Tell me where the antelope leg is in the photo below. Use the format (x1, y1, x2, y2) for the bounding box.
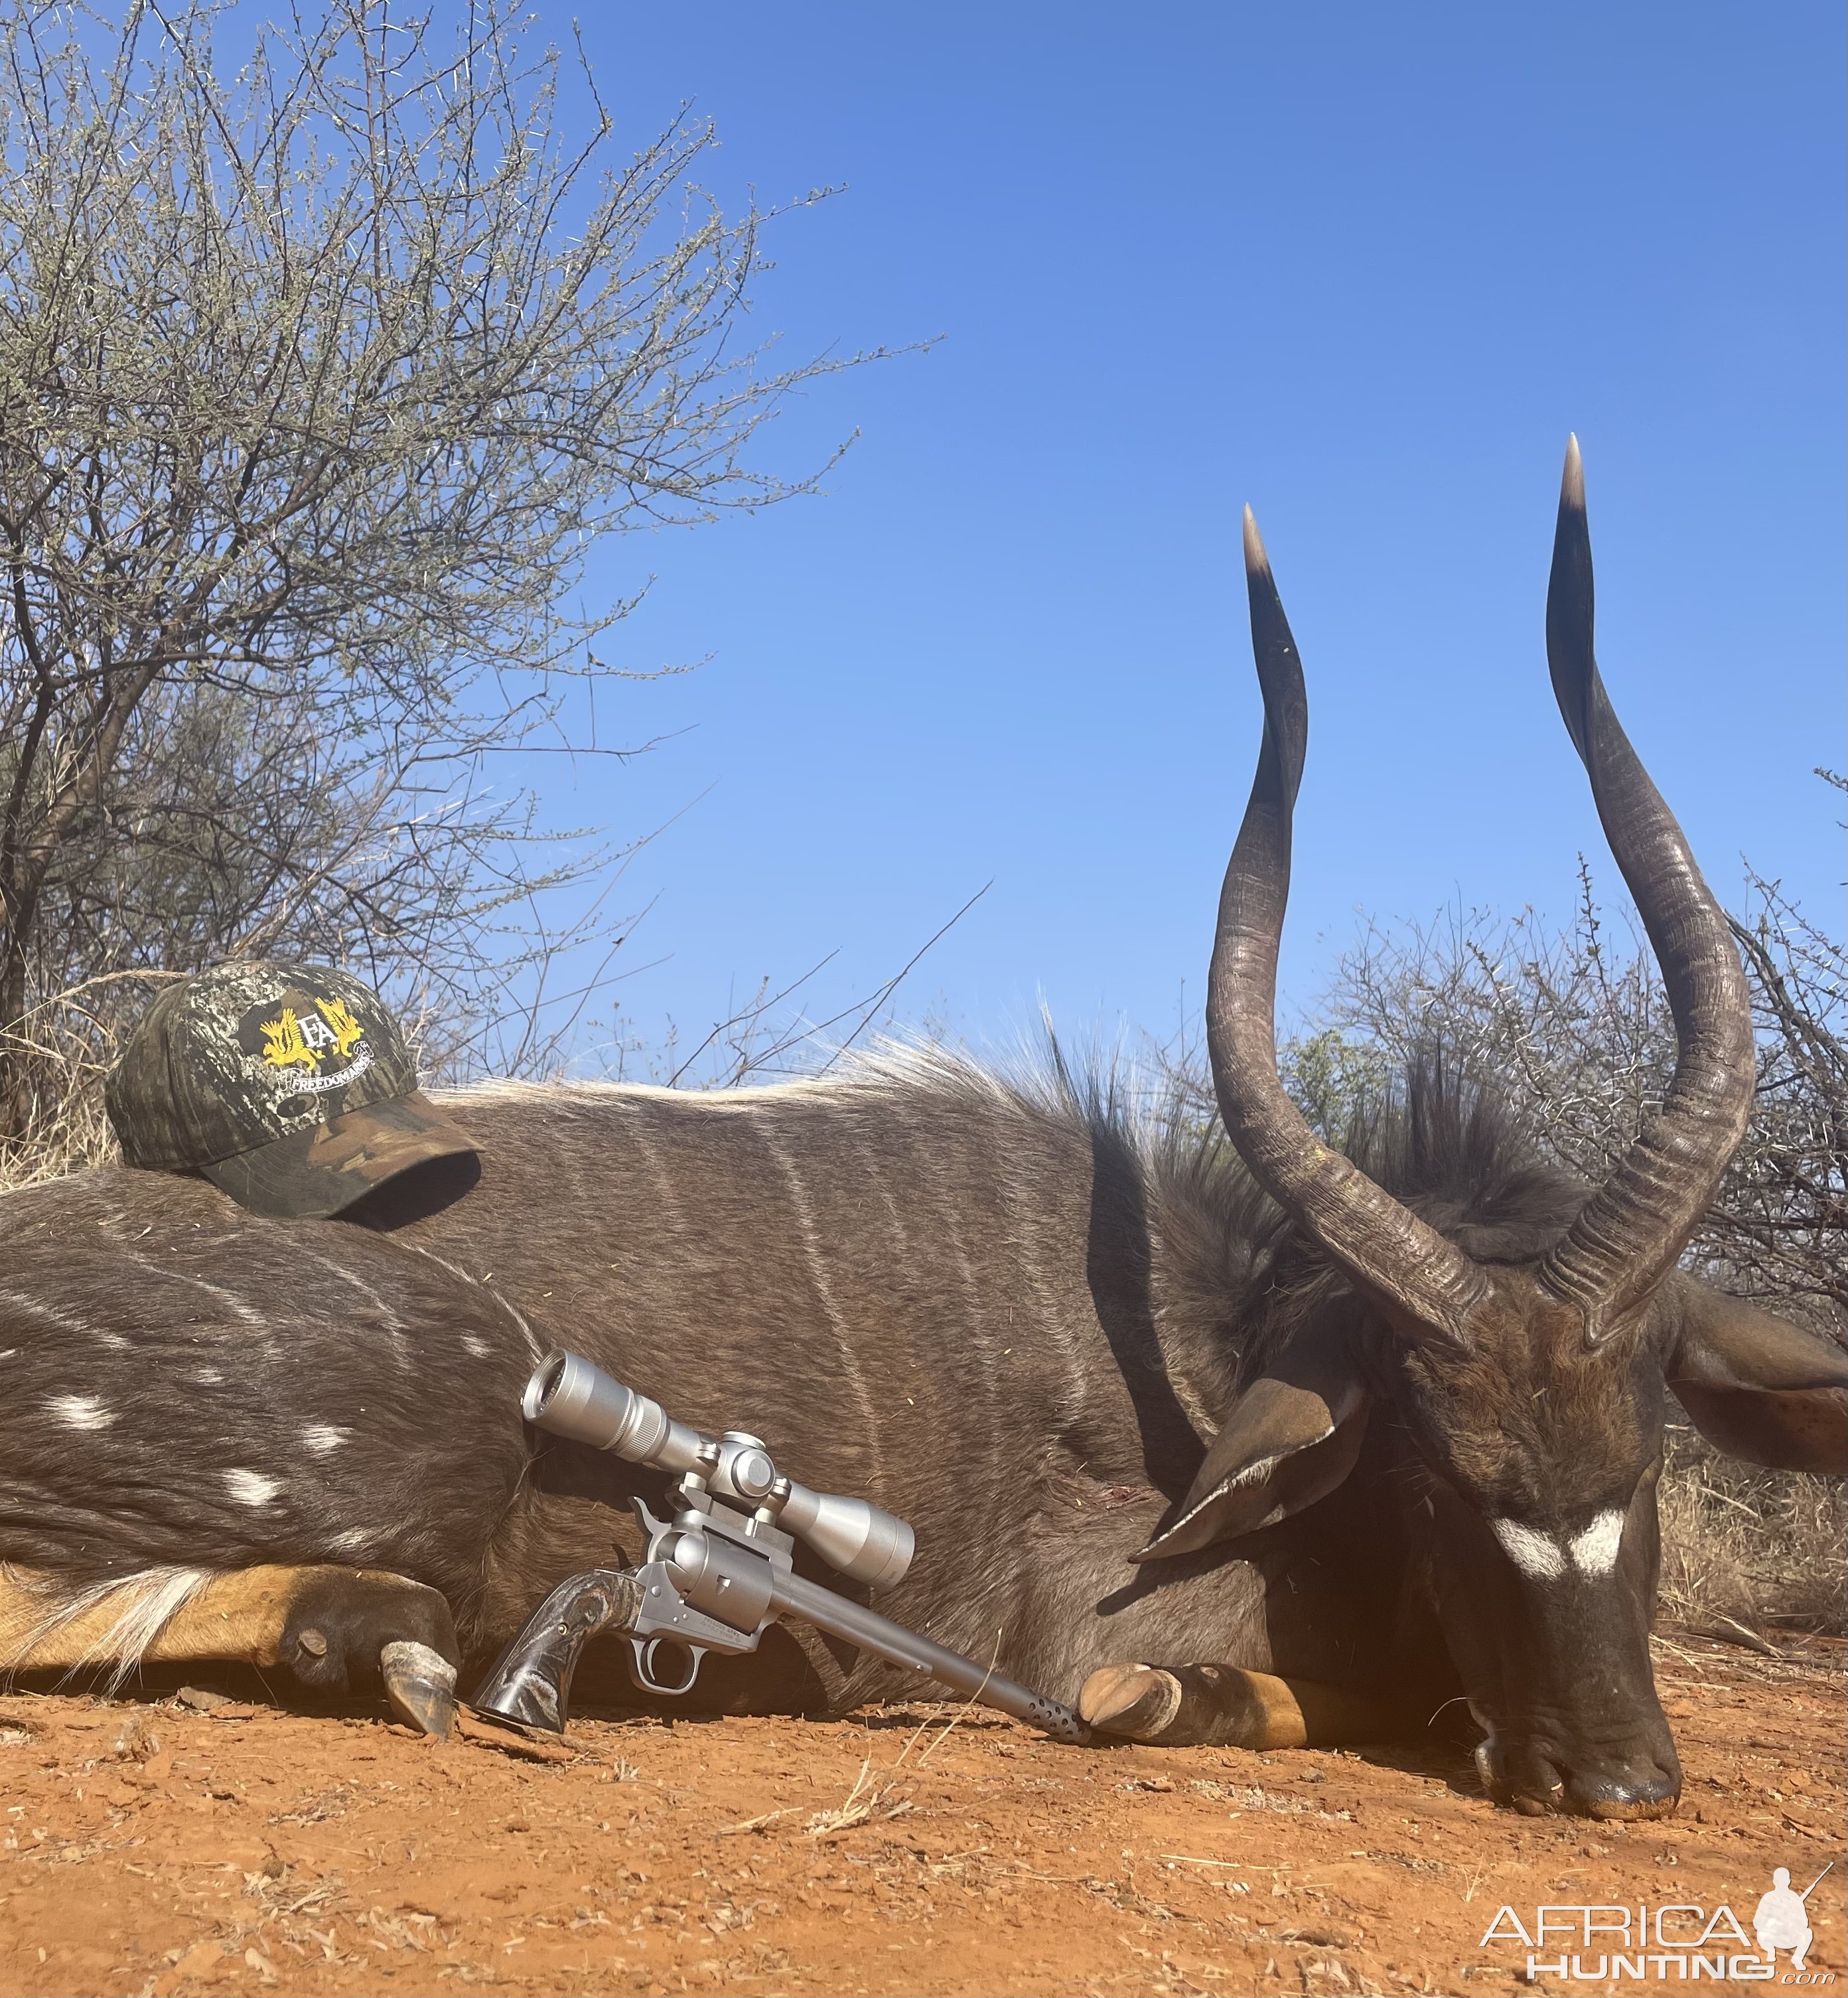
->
(0, 1563, 459, 1738)
(1078, 1660, 1389, 1748)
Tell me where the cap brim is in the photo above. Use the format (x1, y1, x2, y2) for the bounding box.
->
(201, 1091, 478, 1220)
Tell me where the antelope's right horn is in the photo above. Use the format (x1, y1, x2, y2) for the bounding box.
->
(1535, 437, 1754, 1344)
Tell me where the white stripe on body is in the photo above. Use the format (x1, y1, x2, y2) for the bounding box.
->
(0, 1291, 103, 1338)
(125, 1256, 270, 1332)
(758, 1121, 883, 1482)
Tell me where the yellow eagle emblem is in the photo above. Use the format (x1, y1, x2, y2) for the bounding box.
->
(315, 995, 367, 1060)
(259, 1007, 318, 1072)
(258, 997, 369, 1074)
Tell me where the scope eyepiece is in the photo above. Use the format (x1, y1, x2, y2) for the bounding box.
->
(523, 1350, 706, 1475)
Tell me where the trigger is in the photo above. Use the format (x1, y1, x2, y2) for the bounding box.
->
(627, 1636, 703, 1697)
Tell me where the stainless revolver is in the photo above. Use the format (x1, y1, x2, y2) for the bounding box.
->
(469, 1350, 1087, 1743)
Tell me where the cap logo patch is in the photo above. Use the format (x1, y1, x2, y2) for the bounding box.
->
(255, 997, 374, 1094)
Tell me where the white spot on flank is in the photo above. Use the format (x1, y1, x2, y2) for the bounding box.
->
(1569, 1508, 1626, 1577)
(195, 1368, 224, 1386)
(301, 1425, 350, 1456)
(48, 1393, 114, 1431)
(0, 1290, 96, 1337)
(1490, 1517, 1566, 1581)
(329, 1528, 372, 1555)
(461, 1336, 490, 1359)
(223, 1468, 281, 1508)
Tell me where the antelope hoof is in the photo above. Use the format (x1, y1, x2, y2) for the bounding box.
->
(381, 1640, 458, 1739)
(1079, 1662, 1184, 1741)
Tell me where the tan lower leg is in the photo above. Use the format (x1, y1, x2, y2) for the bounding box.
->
(0, 1563, 459, 1735)
(0, 1563, 432, 1672)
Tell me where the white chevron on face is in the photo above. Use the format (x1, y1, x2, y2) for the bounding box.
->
(1490, 1509, 1627, 1581)
(1490, 1518, 1565, 1580)
(1568, 1508, 1626, 1577)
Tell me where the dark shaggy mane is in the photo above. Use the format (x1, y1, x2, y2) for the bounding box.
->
(1111, 1054, 1584, 1382)
(841, 1035, 1581, 1269)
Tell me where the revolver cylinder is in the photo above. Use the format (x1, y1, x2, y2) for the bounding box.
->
(662, 1528, 777, 1631)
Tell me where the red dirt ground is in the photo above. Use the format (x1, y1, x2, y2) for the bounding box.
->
(0, 1632, 1840, 1998)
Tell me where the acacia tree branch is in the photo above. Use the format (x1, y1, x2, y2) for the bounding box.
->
(0, 0, 894, 1164)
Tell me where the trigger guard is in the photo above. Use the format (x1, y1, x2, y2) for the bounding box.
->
(628, 1636, 704, 1697)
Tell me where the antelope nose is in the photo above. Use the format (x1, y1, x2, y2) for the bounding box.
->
(1565, 1762, 1681, 1821)
(1482, 1734, 1681, 1820)
(1566, 1750, 1678, 1830)
(1478, 1737, 1567, 1816)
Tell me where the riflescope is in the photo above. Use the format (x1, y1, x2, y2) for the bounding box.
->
(523, 1349, 915, 1591)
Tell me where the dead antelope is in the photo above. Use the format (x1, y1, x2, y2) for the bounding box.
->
(1, 440, 1841, 1818)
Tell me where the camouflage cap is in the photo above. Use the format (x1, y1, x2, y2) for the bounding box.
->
(105, 961, 477, 1220)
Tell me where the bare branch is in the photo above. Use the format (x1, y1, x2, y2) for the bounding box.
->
(0, 0, 885, 1165)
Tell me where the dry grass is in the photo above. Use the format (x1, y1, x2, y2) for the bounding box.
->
(1658, 1419, 1845, 1638)
(800, 1699, 983, 1839)
(0, 978, 155, 1192)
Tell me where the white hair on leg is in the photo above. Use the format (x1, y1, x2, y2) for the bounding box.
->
(3, 1565, 216, 1693)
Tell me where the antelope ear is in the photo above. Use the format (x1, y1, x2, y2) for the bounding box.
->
(1133, 1324, 1368, 1561)
(1663, 1277, 1848, 1475)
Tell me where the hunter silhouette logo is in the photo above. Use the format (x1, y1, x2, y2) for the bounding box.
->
(1756, 1865, 1831, 1973)
(256, 997, 373, 1092)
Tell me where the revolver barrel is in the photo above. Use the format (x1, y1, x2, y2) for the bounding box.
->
(768, 1569, 1089, 1745)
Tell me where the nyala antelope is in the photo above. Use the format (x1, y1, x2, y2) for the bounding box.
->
(1, 441, 1840, 1819)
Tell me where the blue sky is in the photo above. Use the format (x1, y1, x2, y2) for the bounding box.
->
(531, 3, 1843, 1068)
